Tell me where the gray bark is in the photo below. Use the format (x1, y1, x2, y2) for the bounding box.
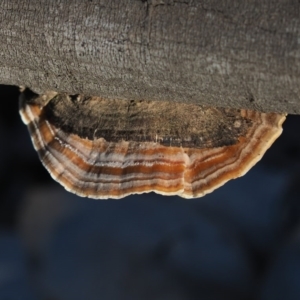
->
(0, 0, 299, 114)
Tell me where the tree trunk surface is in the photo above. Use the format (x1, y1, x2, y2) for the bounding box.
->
(0, 0, 299, 114)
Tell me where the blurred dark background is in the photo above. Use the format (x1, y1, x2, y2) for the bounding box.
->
(1, 84, 300, 300)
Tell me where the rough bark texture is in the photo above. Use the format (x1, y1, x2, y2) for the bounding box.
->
(0, 0, 299, 114)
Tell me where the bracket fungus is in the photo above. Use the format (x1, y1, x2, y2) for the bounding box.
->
(19, 89, 286, 199)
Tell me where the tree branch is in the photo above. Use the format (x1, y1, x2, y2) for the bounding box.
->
(0, 0, 299, 113)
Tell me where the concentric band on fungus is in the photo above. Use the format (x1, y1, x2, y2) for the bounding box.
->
(19, 91, 286, 199)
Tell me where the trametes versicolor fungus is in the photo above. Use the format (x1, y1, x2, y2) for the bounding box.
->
(19, 89, 286, 199)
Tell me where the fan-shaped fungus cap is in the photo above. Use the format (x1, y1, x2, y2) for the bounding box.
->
(19, 90, 286, 199)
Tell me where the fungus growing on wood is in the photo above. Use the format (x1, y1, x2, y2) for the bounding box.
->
(19, 89, 286, 199)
